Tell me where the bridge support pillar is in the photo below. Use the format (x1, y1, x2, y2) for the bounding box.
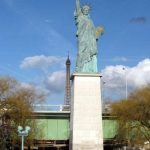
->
(70, 73, 103, 150)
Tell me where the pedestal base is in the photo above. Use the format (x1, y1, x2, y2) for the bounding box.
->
(70, 73, 103, 150)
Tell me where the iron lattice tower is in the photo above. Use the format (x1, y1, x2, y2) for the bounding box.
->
(64, 56, 71, 106)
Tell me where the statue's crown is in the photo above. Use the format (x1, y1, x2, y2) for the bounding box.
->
(82, 3, 91, 10)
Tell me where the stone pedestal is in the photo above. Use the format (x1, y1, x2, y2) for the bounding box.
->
(70, 73, 103, 150)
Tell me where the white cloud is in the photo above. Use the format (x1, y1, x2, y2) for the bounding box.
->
(44, 70, 66, 94)
(20, 82, 49, 97)
(127, 59, 150, 87)
(20, 82, 34, 89)
(101, 58, 150, 100)
(20, 55, 65, 71)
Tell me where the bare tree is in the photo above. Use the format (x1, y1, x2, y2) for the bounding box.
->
(0, 76, 45, 149)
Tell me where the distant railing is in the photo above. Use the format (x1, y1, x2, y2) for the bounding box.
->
(32, 104, 70, 112)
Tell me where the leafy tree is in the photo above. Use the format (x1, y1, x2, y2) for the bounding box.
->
(111, 86, 150, 146)
(0, 76, 45, 149)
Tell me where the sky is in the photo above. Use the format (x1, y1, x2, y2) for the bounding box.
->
(0, 0, 150, 105)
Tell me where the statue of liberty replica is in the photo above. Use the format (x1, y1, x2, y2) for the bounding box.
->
(75, 0, 104, 73)
(70, 1, 104, 150)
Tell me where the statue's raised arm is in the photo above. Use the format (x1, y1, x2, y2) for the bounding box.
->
(75, 0, 81, 16)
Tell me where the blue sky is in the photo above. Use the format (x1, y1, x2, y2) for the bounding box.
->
(0, 0, 150, 104)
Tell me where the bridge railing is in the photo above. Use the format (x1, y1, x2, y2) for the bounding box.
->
(32, 104, 70, 112)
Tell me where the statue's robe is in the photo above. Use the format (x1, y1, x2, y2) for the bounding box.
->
(75, 13, 98, 72)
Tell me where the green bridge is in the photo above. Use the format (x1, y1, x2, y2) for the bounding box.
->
(31, 105, 121, 149)
(33, 111, 117, 141)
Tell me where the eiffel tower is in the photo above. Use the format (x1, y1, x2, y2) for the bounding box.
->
(64, 55, 71, 110)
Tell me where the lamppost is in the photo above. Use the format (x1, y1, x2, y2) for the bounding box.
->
(17, 126, 30, 150)
(123, 67, 128, 99)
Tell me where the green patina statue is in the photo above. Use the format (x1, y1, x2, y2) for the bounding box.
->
(74, 0, 104, 73)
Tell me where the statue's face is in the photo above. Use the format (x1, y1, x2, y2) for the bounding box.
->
(82, 5, 90, 15)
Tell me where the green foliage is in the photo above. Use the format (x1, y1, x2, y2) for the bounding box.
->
(111, 86, 150, 145)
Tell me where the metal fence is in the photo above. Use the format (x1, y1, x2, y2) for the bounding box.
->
(32, 104, 70, 112)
